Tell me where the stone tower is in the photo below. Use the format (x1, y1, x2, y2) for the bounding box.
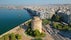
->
(31, 16, 42, 33)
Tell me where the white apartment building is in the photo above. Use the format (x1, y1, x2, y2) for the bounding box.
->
(36, 8, 55, 19)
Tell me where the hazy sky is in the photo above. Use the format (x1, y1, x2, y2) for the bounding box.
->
(0, 0, 71, 5)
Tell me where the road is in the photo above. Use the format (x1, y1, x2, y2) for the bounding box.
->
(43, 24, 66, 40)
(42, 26, 54, 40)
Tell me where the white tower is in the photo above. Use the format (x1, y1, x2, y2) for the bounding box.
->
(31, 16, 42, 33)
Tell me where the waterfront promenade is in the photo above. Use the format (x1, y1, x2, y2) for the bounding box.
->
(0, 19, 32, 38)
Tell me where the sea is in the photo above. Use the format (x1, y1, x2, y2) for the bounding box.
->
(0, 8, 31, 35)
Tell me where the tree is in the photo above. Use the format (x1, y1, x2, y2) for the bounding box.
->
(63, 25, 68, 30)
(34, 29, 41, 37)
(4, 34, 9, 40)
(9, 33, 16, 40)
(68, 27, 71, 31)
(57, 24, 63, 30)
(53, 22, 58, 29)
(52, 14, 61, 22)
(42, 19, 50, 25)
(40, 33, 45, 37)
(0, 37, 4, 40)
(16, 34, 21, 40)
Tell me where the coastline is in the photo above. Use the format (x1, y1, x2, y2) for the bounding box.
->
(0, 19, 31, 38)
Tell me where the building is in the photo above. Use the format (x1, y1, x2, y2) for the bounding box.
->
(36, 8, 55, 19)
(56, 7, 71, 24)
(31, 16, 42, 33)
(69, 14, 71, 24)
(67, 11, 71, 24)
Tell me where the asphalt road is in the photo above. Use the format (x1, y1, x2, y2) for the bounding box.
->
(43, 24, 66, 40)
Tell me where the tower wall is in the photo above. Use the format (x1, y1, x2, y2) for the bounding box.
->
(31, 16, 42, 33)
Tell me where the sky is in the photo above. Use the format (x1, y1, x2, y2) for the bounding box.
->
(0, 0, 71, 5)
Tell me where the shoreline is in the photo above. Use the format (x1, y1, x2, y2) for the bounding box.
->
(0, 19, 31, 38)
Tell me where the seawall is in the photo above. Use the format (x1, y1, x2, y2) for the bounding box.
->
(0, 19, 32, 38)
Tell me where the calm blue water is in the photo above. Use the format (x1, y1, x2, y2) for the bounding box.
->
(0, 9, 31, 35)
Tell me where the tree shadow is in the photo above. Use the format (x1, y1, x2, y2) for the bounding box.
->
(58, 30, 71, 39)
